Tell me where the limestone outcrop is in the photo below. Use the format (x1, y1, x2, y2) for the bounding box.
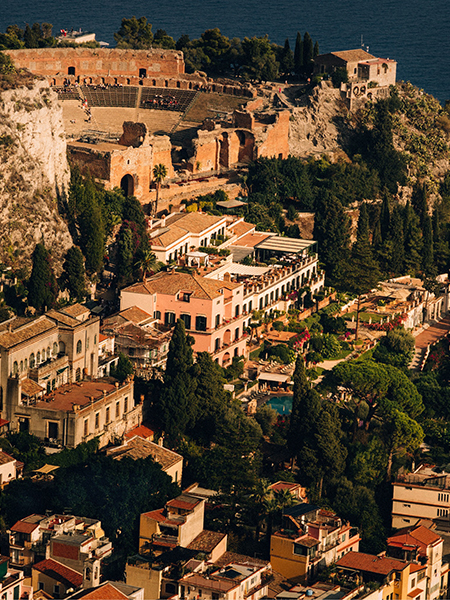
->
(0, 79, 72, 271)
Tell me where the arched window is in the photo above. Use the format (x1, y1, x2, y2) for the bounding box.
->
(12, 361, 18, 375)
(36, 351, 40, 364)
(76, 340, 82, 354)
(75, 368, 81, 382)
(59, 341, 65, 354)
(53, 342, 58, 356)
(29, 353, 35, 368)
(24, 358, 28, 370)
(20, 360, 23, 373)
(42, 348, 46, 361)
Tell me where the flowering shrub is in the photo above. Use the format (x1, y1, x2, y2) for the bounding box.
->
(292, 329, 310, 351)
(366, 313, 407, 331)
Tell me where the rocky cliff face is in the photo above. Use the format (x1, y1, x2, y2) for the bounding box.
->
(0, 79, 72, 272)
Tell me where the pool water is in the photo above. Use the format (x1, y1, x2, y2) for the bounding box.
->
(266, 395, 293, 415)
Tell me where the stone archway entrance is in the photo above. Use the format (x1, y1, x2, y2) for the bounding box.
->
(120, 174, 134, 197)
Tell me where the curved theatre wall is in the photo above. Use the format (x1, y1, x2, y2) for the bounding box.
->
(5, 47, 185, 80)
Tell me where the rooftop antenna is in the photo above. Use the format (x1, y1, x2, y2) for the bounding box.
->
(361, 34, 364, 48)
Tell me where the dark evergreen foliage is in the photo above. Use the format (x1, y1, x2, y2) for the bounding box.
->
(27, 243, 58, 311)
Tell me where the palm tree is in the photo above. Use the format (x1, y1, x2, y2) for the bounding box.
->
(152, 163, 167, 216)
(134, 249, 161, 280)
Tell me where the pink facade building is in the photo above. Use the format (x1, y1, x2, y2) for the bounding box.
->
(120, 271, 248, 366)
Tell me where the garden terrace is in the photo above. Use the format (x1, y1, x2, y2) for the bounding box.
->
(140, 88, 198, 112)
(82, 85, 138, 108)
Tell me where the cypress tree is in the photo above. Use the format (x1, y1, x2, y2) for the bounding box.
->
(287, 355, 320, 459)
(422, 213, 434, 275)
(302, 32, 314, 74)
(60, 246, 86, 301)
(345, 204, 381, 339)
(372, 216, 382, 251)
(404, 201, 423, 274)
(294, 32, 303, 75)
(313, 191, 351, 286)
(380, 192, 391, 241)
(159, 320, 197, 442)
(280, 38, 294, 75)
(388, 205, 405, 275)
(313, 40, 319, 57)
(28, 243, 59, 311)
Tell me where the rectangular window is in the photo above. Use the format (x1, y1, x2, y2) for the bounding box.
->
(116, 401, 120, 418)
(13, 587, 20, 600)
(53, 585, 60, 597)
(215, 314, 220, 328)
(124, 397, 128, 414)
(235, 327, 239, 341)
(48, 422, 59, 440)
(95, 413, 99, 429)
(249, 301, 253, 312)
(84, 419, 89, 437)
(180, 313, 191, 329)
(235, 305, 240, 317)
(195, 316, 207, 331)
(164, 312, 176, 326)
(105, 407, 110, 424)
(215, 338, 221, 351)
(154, 310, 161, 320)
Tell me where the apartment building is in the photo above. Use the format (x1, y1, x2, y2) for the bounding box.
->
(335, 552, 427, 600)
(392, 465, 450, 529)
(8, 513, 112, 582)
(387, 525, 448, 600)
(270, 504, 360, 582)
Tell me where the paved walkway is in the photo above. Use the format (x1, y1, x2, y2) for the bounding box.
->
(414, 315, 450, 349)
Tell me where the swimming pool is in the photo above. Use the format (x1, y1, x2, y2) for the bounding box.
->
(266, 395, 293, 415)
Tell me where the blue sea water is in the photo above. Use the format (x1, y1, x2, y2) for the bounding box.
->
(0, 0, 449, 102)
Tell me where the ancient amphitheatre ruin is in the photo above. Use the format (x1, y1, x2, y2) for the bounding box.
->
(6, 47, 290, 212)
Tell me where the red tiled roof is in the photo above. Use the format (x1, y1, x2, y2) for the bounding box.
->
(0, 419, 9, 427)
(269, 481, 300, 493)
(11, 520, 40, 534)
(142, 509, 165, 522)
(166, 496, 201, 510)
(336, 552, 409, 575)
(124, 424, 155, 440)
(0, 451, 16, 466)
(75, 583, 128, 600)
(388, 525, 441, 554)
(33, 558, 83, 587)
(408, 587, 424, 598)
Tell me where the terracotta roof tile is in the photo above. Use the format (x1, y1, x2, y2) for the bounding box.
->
(107, 436, 182, 470)
(33, 558, 83, 587)
(11, 518, 41, 534)
(123, 270, 231, 300)
(151, 224, 189, 248)
(228, 221, 255, 239)
(21, 378, 44, 397)
(118, 306, 152, 324)
(230, 232, 272, 249)
(72, 583, 128, 600)
(0, 317, 57, 349)
(33, 379, 128, 413)
(142, 509, 165, 522)
(60, 304, 90, 318)
(330, 49, 376, 62)
(0, 451, 16, 466)
(336, 552, 408, 575)
(124, 425, 154, 440)
(170, 212, 225, 234)
(187, 530, 226, 553)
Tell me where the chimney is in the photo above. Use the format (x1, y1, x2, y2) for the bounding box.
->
(158, 435, 164, 447)
(223, 272, 231, 283)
